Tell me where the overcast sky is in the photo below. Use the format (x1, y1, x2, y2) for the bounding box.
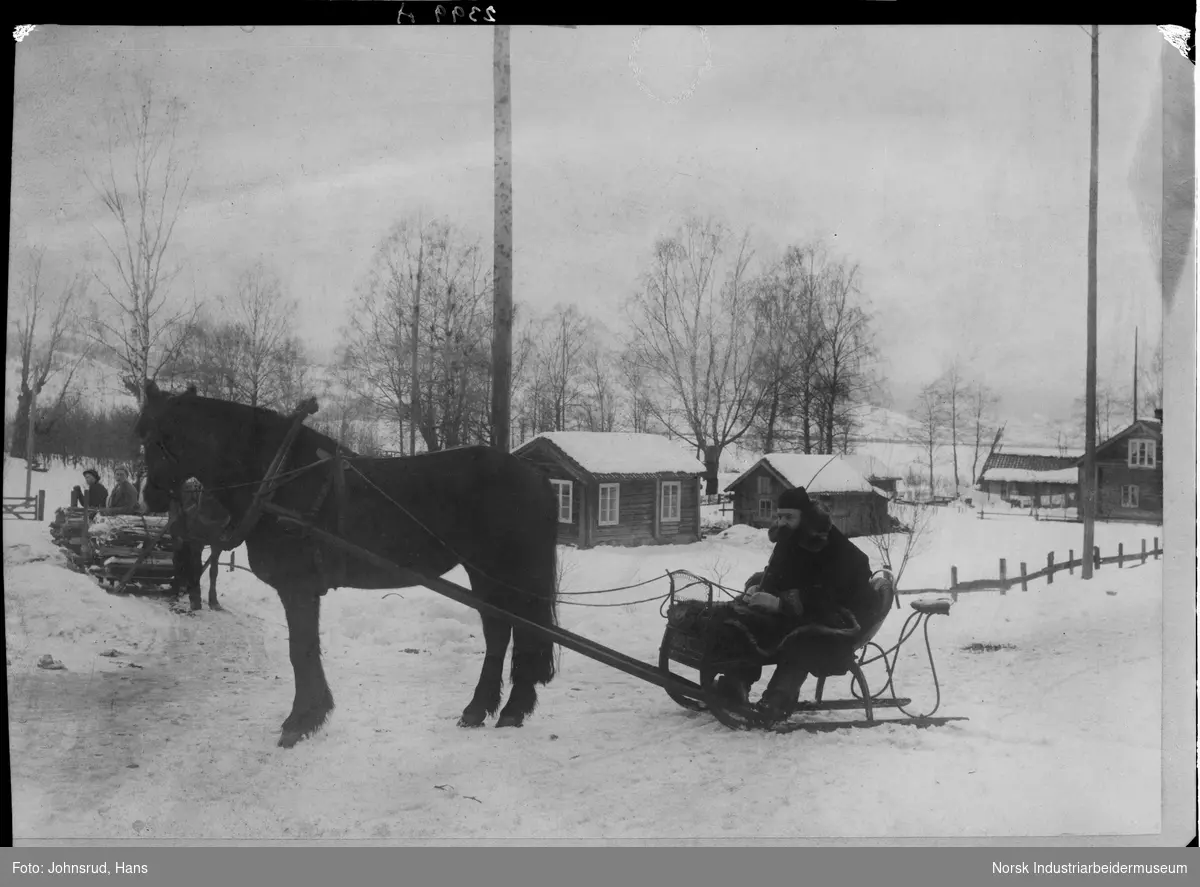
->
(10, 25, 1166, 425)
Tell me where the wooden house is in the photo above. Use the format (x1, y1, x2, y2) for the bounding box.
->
(1077, 411, 1163, 523)
(976, 452, 1081, 507)
(513, 432, 706, 549)
(724, 454, 890, 537)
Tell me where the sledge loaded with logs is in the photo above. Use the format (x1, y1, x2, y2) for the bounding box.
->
(658, 570, 967, 732)
(50, 508, 177, 593)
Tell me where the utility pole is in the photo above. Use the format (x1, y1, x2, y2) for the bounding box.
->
(411, 235, 424, 456)
(491, 24, 514, 453)
(1132, 326, 1138, 421)
(1082, 24, 1099, 579)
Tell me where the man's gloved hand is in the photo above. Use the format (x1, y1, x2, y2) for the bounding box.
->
(744, 591, 781, 612)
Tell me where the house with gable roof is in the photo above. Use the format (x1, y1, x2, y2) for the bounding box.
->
(724, 453, 890, 537)
(1077, 409, 1163, 523)
(513, 431, 706, 549)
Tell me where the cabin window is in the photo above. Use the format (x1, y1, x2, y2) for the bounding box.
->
(1127, 439, 1157, 469)
(757, 497, 773, 519)
(661, 481, 681, 523)
(550, 479, 572, 523)
(756, 475, 771, 495)
(1120, 485, 1139, 508)
(598, 483, 620, 526)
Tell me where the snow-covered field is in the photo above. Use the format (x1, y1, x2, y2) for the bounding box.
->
(4, 456, 1174, 843)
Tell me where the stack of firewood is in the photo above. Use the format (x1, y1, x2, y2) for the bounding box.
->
(51, 508, 177, 590)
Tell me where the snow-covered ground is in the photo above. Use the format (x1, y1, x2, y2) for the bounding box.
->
(5, 456, 1171, 843)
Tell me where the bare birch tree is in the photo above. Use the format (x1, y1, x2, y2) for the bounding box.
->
(624, 216, 765, 493)
(344, 217, 492, 452)
(965, 380, 1001, 484)
(223, 262, 298, 408)
(83, 82, 199, 403)
(908, 382, 948, 499)
(811, 260, 877, 453)
(9, 247, 91, 455)
(935, 359, 968, 492)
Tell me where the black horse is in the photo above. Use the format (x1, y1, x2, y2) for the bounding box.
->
(136, 381, 560, 748)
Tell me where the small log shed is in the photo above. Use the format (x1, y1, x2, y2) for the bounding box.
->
(514, 431, 706, 549)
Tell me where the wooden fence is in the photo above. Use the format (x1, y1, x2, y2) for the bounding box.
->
(900, 536, 1163, 601)
(2, 491, 46, 521)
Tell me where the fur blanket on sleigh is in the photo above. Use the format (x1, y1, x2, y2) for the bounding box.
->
(666, 597, 863, 676)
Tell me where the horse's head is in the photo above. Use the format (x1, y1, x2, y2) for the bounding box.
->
(135, 380, 204, 511)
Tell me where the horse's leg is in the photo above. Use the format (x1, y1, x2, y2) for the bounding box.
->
(186, 543, 203, 611)
(208, 549, 222, 610)
(458, 613, 511, 728)
(496, 626, 544, 728)
(277, 582, 335, 748)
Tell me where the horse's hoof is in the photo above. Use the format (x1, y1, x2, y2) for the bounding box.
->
(457, 712, 487, 728)
(277, 730, 302, 748)
(495, 714, 525, 728)
(209, 602, 223, 611)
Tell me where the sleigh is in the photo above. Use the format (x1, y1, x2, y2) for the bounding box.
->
(658, 570, 967, 732)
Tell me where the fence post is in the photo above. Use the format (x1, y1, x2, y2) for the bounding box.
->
(1046, 551, 1054, 585)
(1141, 539, 1147, 564)
(950, 565, 958, 602)
(1153, 536, 1159, 559)
(1020, 562, 1027, 591)
(999, 558, 1007, 594)
(37, 489, 45, 522)
(230, 550, 236, 573)
(1068, 549, 1074, 575)
(1093, 546, 1101, 570)
(1118, 543, 1124, 568)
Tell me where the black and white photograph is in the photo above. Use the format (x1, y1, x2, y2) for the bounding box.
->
(5, 23, 1194, 845)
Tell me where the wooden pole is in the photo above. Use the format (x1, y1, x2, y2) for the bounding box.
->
(1094, 545, 1101, 569)
(1069, 548, 1075, 574)
(1047, 551, 1054, 584)
(1141, 538, 1147, 564)
(1133, 326, 1138, 421)
(1081, 24, 1100, 580)
(999, 558, 1007, 594)
(1118, 542, 1124, 567)
(950, 565, 958, 602)
(410, 236, 423, 456)
(491, 24, 514, 453)
(37, 489, 45, 521)
(1153, 536, 1159, 559)
(1020, 562, 1028, 591)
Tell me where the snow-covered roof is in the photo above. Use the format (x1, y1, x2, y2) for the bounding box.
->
(521, 432, 706, 477)
(979, 467, 1079, 484)
(726, 454, 885, 496)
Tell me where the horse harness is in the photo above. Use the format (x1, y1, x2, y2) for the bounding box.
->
(202, 398, 353, 593)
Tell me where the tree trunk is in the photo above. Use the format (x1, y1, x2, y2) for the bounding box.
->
(10, 388, 33, 459)
(762, 383, 780, 454)
(703, 444, 721, 496)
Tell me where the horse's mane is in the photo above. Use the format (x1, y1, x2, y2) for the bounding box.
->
(155, 392, 355, 458)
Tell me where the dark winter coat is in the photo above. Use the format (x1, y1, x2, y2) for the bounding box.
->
(72, 482, 109, 509)
(106, 480, 140, 513)
(759, 526, 873, 623)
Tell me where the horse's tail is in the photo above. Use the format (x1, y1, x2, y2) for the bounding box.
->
(512, 484, 560, 687)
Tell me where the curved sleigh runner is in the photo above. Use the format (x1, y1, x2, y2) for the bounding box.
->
(658, 570, 969, 732)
